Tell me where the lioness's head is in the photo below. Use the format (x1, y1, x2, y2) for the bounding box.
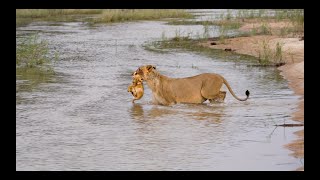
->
(135, 65, 157, 80)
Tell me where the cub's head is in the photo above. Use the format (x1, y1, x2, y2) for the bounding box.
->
(132, 71, 143, 82)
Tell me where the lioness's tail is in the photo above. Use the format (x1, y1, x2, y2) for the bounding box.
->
(221, 76, 250, 101)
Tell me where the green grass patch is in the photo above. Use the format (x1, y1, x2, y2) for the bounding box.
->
(222, 9, 303, 37)
(256, 39, 285, 66)
(16, 35, 57, 72)
(16, 9, 103, 27)
(260, 23, 272, 35)
(16, 9, 103, 18)
(144, 36, 256, 64)
(167, 20, 242, 29)
(236, 9, 268, 19)
(16, 34, 58, 92)
(93, 9, 193, 23)
(16, 9, 193, 27)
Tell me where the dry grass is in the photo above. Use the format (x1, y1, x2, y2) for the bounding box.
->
(16, 9, 103, 18)
(16, 9, 193, 26)
(94, 9, 193, 23)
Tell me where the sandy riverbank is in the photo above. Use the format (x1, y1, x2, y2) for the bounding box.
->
(200, 21, 304, 170)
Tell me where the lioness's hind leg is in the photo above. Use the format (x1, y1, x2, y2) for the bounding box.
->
(218, 91, 226, 101)
(200, 78, 224, 100)
(209, 91, 226, 103)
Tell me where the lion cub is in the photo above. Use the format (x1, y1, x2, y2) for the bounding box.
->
(127, 72, 144, 103)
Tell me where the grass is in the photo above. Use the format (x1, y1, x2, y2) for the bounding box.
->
(273, 10, 304, 36)
(258, 39, 272, 65)
(275, 42, 283, 63)
(260, 23, 272, 35)
(256, 39, 285, 65)
(145, 27, 285, 66)
(144, 35, 256, 63)
(16, 9, 193, 27)
(217, 9, 303, 38)
(93, 9, 193, 23)
(236, 9, 268, 19)
(16, 34, 57, 92)
(167, 20, 242, 30)
(16, 9, 103, 27)
(166, 10, 267, 43)
(16, 9, 103, 18)
(203, 24, 210, 39)
(16, 35, 56, 72)
(167, 19, 242, 42)
(287, 10, 304, 34)
(165, 10, 303, 40)
(274, 9, 304, 22)
(166, 20, 241, 27)
(144, 10, 301, 67)
(218, 25, 227, 44)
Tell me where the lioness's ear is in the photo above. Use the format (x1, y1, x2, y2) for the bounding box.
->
(147, 65, 156, 71)
(146, 65, 153, 71)
(135, 67, 142, 75)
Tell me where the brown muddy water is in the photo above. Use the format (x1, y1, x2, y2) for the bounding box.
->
(16, 10, 303, 170)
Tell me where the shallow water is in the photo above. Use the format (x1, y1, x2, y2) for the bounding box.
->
(16, 10, 303, 171)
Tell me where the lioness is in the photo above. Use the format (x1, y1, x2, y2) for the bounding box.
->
(127, 72, 144, 103)
(135, 65, 249, 105)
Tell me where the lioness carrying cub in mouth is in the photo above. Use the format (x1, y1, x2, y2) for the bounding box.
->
(135, 65, 249, 106)
(127, 72, 144, 103)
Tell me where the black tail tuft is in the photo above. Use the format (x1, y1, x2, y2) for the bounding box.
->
(245, 90, 250, 97)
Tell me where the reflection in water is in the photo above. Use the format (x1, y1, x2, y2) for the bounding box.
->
(130, 102, 225, 124)
(130, 103, 144, 119)
(16, 68, 55, 92)
(186, 111, 222, 122)
(129, 103, 177, 121)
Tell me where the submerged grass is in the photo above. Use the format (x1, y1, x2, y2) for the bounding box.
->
(166, 20, 241, 28)
(16, 34, 57, 92)
(16, 35, 56, 73)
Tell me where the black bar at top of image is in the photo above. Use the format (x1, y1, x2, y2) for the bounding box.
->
(14, 0, 305, 9)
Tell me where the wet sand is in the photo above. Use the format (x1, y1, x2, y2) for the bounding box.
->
(200, 21, 304, 170)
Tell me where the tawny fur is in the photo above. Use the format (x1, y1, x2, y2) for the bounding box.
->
(127, 72, 144, 103)
(135, 65, 249, 105)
